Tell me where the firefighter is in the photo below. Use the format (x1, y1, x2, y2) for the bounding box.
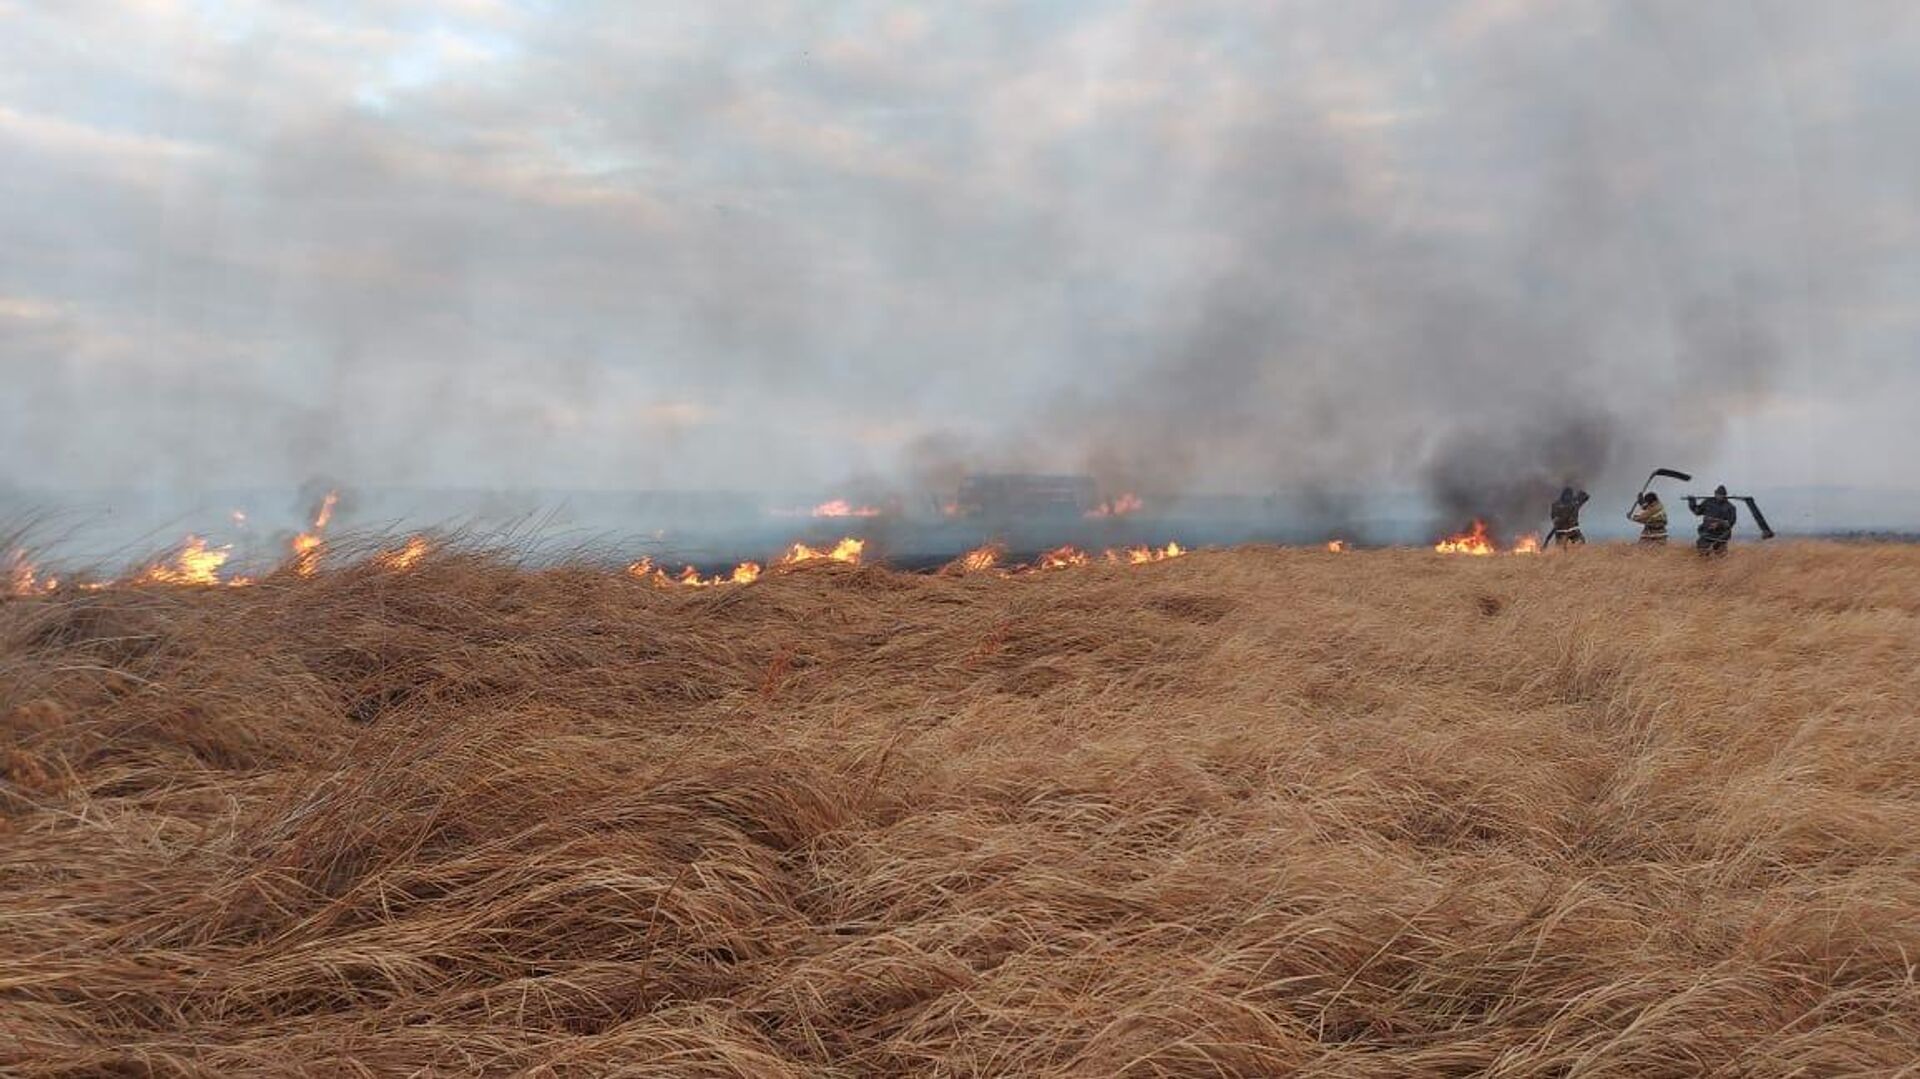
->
(1688, 485, 1738, 556)
(1549, 486, 1590, 546)
(1628, 491, 1668, 545)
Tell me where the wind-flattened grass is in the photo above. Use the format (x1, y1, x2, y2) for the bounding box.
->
(2, 543, 1917, 1076)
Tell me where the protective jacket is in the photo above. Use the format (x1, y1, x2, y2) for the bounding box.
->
(1691, 495, 1738, 553)
(1543, 489, 1589, 529)
(1693, 496, 1737, 536)
(1630, 497, 1669, 542)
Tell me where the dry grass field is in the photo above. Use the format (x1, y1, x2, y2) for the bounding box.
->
(3, 544, 1918, 1076)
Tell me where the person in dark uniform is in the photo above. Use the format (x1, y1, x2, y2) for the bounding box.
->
(1549, 486, 1590, 546)
(1628, 491, 1669, 545)
(1687, 485, 1738, 556)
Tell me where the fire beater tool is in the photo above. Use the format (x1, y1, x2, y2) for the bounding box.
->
(1684, 493, 1777, 540)
(1626, 468, 1692, 519)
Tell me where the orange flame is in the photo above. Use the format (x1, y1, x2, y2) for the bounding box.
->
(291, 490, 339, 577)
(1434, 520, 1498, 556)
(1085, 493, 1144, 519)
(674, 561, 765, 587)
(810, 499, 883, 518)
(957, 545, 1000, 573)
(626, 533, 1194, 585)
(778, 537, 865, 566)
(1434, 521, 1539, 555)
(8, 553, 56, 596)
(626, 557, 670, 587)
(1105, 541, 1185, 565)
(290, 533, 323, 576)
(1038, 545, 1090, 570)
(770, 499, 884, 519)
(376, 536, 430, 571)
(1327, 539, 1348, 553)
(630, 538, 863, 583)
(137, 536, 231, 586)
(628, 554, 774, 588)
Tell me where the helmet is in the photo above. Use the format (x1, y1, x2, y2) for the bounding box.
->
(1714, 485, 1728, 497)
(1641, 491, 1659, 504)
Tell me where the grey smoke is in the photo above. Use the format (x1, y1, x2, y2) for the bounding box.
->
(1015, 3, 1813, 535)
(0, 0, 1915, 529)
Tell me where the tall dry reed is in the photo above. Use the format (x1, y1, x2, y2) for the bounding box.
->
(2, 544, 1917, 1076)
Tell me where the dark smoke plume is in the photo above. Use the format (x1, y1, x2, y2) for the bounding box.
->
(976, 4, 1808, 538)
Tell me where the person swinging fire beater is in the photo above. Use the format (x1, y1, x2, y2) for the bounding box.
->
(1548, 486, 1590, 546)
(1628, 491, 1668, 545)
(1688, 485, 1738, 556)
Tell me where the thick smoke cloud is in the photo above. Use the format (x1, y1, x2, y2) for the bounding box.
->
(0, 1, 1915, 528)
(1012, 3, 1812, 531)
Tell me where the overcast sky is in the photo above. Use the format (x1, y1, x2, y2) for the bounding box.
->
(2, 0, 1915, 497)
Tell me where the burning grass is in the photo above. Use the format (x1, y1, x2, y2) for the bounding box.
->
(2, 543, 1917, 1075)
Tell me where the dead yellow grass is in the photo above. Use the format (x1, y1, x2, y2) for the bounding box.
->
(2, 544, 1917, 1076)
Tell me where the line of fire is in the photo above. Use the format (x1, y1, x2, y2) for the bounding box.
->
(5, 469, 1788, 596)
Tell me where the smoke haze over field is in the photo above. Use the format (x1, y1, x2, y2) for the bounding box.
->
(2, 2, 1918, 523)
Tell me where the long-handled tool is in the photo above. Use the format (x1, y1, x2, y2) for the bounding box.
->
(1740, 497, 1776, 540)
(1683, 493, 1777, 540)
(1626, 468, 1692, 518)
